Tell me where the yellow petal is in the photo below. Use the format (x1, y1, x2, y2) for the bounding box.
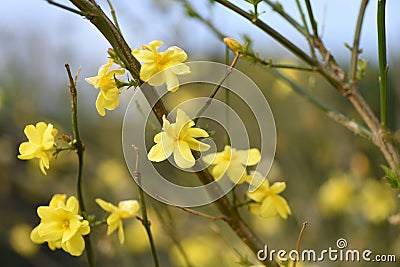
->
(274, 196, 291, 219)
(95, 92, 107, 116)
(30, 226, 44, 244)
(49, 194, 67, 208)
(227, 163, 247, 184)
(186, 137, 210, 152)
(211, 161, 229, 179)
(17, 142, 38, 159)
(186, 127, 209, 138)
(24, 125, 40, 145)
(236, 148, 261, 166)
(164, 69, 180, 92)
(174, 141, 195, 168)
(118, 223, 125, 244)
(64, 235, 85, 256)
(202, 153, 217, 165)
(107, 213, 121, 235)
(247, 185, 268, 202)
(95, 198, 117, 213)
(148, 142, 172, 162)
(169, 63, 190, 75)
(66, 196, 79, 214)
(118, 200, 140, 218)
(140, 63, 159, 82)
(270, 182, 286, 194)
(260, 198, 277, 218)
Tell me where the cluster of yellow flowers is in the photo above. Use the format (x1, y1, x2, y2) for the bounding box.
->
(30, 194, 90, 256)
(17, 38, 292, 260)
(146, 109, 291, 219)
(317, 173, 397, 223)
(30, 194, 139, 256)
(86, 40, 190, 116)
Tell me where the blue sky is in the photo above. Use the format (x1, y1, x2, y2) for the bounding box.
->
(1, 0, 399, 73)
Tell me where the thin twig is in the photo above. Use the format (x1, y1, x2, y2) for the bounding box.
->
(181, 207, 227, 221)
(295, 0, 316, 59)
(349, 0, 369, 85)
(194, 51, 241, 122)
(47, 0, 84, 16)
(304, 0, 319, 39)
(132, 145, 160, 267)
(65, 64, 95, 267)
(377, 0, 388, 128)
(106, 0, 121, 33)
(292, 221, 308, 267)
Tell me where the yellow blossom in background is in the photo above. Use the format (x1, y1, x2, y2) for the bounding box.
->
(17, 122, 58, 175)
(132, 40, 190, 92)
(358, 179, 397, 223)
(148, 108, 210, 168)
(85, 58, 125, 116)
(247, 172, 291, 219)
(95, 198, 140, 244)
(30, 194, 90, 256)
(202, 145, 261, 184)
(223, 37, 243, 55)
(317, 174, 355, 216)
(9, 224, 39, 257)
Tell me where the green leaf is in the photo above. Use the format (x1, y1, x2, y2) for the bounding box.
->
(381, 165, 400, 190)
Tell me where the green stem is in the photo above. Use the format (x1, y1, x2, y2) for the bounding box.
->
(106, 0, 121, 33)
(244, 52, 316, 71)
(132, 146, 160, 267)
(349, 0, 369, 84)
(47, 0, 84, 15)
(304, 0, 318, 38)
(377, 0, 388, 128)
(65, 64, 95, 267)
(295, 0, 316, 59)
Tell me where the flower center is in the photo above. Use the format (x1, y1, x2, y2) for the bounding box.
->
(63, 219, 70, 230)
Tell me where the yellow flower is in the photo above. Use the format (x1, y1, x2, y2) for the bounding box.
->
(17, 122, 58, 175)
(223, 37, 243, 55)
(132, 40, 190, 92)
(359, 179, 397, 223)
(317, 174, 355, 216)
(95, 198, 140, 244)
(30, 194, 90, 256)
(85, 58, 125, 116)
(202, 145, 261, 184)
(247, 172, 291, 219)
(148, 109, 210, 168)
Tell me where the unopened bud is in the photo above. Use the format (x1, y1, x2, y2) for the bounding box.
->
(223, 37, 243, 55)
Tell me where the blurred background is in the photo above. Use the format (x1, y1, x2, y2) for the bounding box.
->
(1, 0, 400, 266)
